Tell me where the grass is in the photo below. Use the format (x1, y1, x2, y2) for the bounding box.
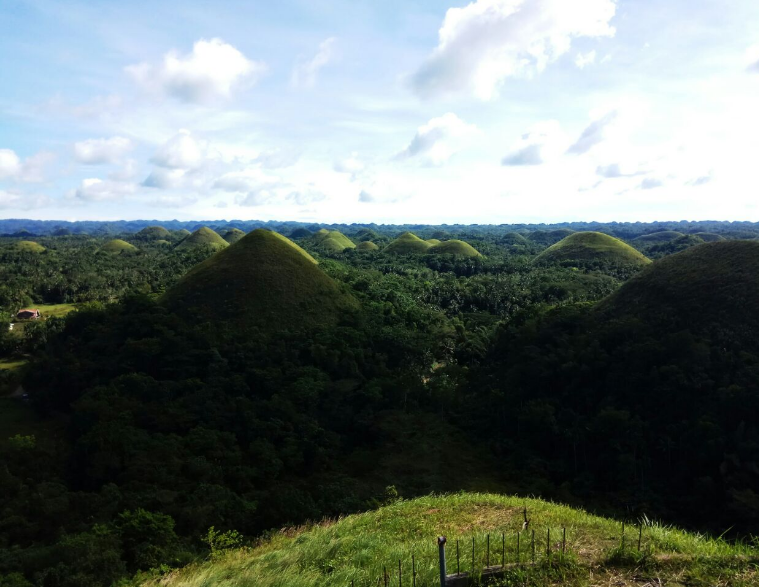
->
(16, 240, 46, 253)
(314, 230, 356, 252)
(0, 358, 27, 371)
(101, 239, 138, 254)
(429, 239, 482, 257)
(535, 232, 651, 266)
(634, 231, 685, 243)
(162, 229, 356, 332)
(222, 228, 246, 244)
(139, 493, 757, 587)
(34, 303, 79, 318)
(384, 232, 433, 255)
(137, 226, 171, 239)
(692, 232, 726, 242)
(356, 241, 379, 251)
(176, 227, 229, 250)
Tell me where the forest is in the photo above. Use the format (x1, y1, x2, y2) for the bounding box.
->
(1, 220, 758, 587)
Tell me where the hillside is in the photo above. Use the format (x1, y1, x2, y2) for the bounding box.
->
(16, 240, 46, 253)
(535, 232, 650, 266)
(141, 493, 755, 587)
(101, 239, 138, 254)
(221, 228, 246, 244)
(527, 228, 575, 246)
(356, 240, 379, 251)
(429, 239, 481, 257)
(692, 232, 726, 242)
(634, 230, 684, 243)
(136, 225, 171, 240)
(384, 232, 432, 254)
(163, 229, 357, 332)
(313, 229, 356, 252)
(176, 227, 229, 250)
(597, 240, 759, 342)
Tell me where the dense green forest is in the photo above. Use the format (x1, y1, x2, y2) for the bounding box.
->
(1, 221, 758, 586)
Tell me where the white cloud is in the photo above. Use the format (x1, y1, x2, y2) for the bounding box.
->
(0, 189, 51, 209)
(150, 130, 206, 169)
(358, 189, 375, 203)
(254, 148, 301, 169)
(411, 0, 616, 100)
(291, 37, 336, 88)
(108, 159, 140, 181)
(334, 153, 365, 177)
(142, 168, 187, 189)
(746, 45, 759, 73)
(502, 120, 567, 166)
(395, 113, 479, 165)
(0, 149, 22, 180)
(567, 110, 618, 154)
(126, 38, 266, 103)
(640, 177, 663, 190)
(74, 136, 133, 164)
(575, 50, 596, 69)
(0, 149, 55, 183)
(72, 178, 136, 201)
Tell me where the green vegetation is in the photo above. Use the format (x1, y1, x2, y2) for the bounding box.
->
(313, 229, 356, 253)
(384, 232, 433, 254)
(289, 227, 313, 239)
(527, 228, 575, 246)
(15, 241, 45, 253)
(101, 239, 138, 254)
(176, 227, 229, 250)
(356, 240, 378, 251)
(425, 238, 442, 245)
(634, 230, 685, 243)
(136, 226, 171, 240)
(139, 494, 757, 587)
(163, 229, 356, 332)
(221, 228, 246, 244)
(429, 239, 482, 257)
(535, 231, 650, 267)
(692, 232, 726, 242)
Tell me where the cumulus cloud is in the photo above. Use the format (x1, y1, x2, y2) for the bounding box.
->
(150, 130, 206, 169)
(358, 189, 375, 203)
(72, 178, 136, 201)
(0, 189, 51, 209)
(395, 113, 479, 165)
(142, 168, 187, 189)
(126, 38, 266, 103)
(411, 0, 616, 100)
(254, 148, 301, 169)
(109, 159, 140, 181)
(567, 110, 618, 154)
(745, 45, 759, 73)
(74, 136, 133, 164)
(0, 149, 55, 182)
(502, 120, 567, 166)
(575, 50, 596, 69)
(291, 37, 336, 88)
(640, 177, 663, 190)
(334, 153, 365, 178)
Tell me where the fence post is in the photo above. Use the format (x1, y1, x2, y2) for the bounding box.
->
(412, 554, 416, 587)
(456, 539, 460, 575)
(562, 527, 566, 556)
(638, 523, 643, 552)
(437, 536, 447, 587)
(547, 528, 550, 559)
(531, 530, 535, 564)
(384, 566, 388, 587)
(471, 536, 475, 575)
(501, 533, 505, 568)
(517, 531, 520, 564)
(486, 534, 490, 568)
(399, 559, 402, 587)
(621, 522, 625, 550)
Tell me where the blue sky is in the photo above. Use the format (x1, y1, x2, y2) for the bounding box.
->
(1, 0, 759, 223)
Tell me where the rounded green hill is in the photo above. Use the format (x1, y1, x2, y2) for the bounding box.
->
(356, 240, 379, 251)
(425, 238, 442, 245)
(429, 239, 481, 257)
(527, 228, 575, 246)
(101, 239, 138, 254)
(289, 227, 312, 239)
(221, 228, 246, 244)
(596, 240, 759, 344)
(691, 232, 725, 242)
(384, 232, 432, 254)
(163, 229, 357, 332)
(176, 228, 191, 237)
(535, 231, 650, 266)
(176, 227, 229, 251)
(634, 231, 685, 243)
(353, 228, 379, 242)
(16, 241, 46, 253)
(500, 233, 529, 246)
(52, 228, 71, 236)
(137, 225, 171, 240)
(313, 229, 356, 253)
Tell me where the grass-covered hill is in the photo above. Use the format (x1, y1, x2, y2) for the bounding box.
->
(100, 239, 138, 254)
(176, 227, 229, 250)
(425, 238, 442, 245)
(140, 493, 757, 587)
(289, 227, 312, 239)
(634, 230, 685, 243)
(356, 240, 379, 251)
(163, 229, 358, 332)
(384, 232, 433, 254)
(597, 240, 759, 343)
(429, 239, 481, 257)
(16, 240, 46, 253)
(535, 232, 651, 267)
(500, 232, 530, 246)
(527, 228, 575, 246)
(221, 228, 246, 244)
(136, 225, 171, 240)
(692, 232, 726, 242)
(313, 229, 356, 253)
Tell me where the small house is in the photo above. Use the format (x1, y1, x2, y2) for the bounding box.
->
(17, 309, 41, 320)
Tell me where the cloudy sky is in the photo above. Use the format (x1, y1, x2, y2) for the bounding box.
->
(2, 0, 759, 223)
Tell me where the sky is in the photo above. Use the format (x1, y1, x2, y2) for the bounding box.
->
(1, 0, 759, 224)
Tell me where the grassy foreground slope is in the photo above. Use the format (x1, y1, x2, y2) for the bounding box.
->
(142, 493, 757, 587)
(536, 232, 650, 266)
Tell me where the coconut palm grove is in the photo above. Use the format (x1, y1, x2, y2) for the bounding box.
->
(3, 0, 759, 585)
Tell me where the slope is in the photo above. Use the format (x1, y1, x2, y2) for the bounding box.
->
(136, 225, 171, 240)
(384, 232, 432, 254)
(100, 239, 138, 254)
(162, 229, 356, 332)
(176, 227, 229, 250)
(142, 493, 755, 587)
(429, 239, 481, 257)
(221, 228, 246, 244)
(535, 232, 650, 266)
